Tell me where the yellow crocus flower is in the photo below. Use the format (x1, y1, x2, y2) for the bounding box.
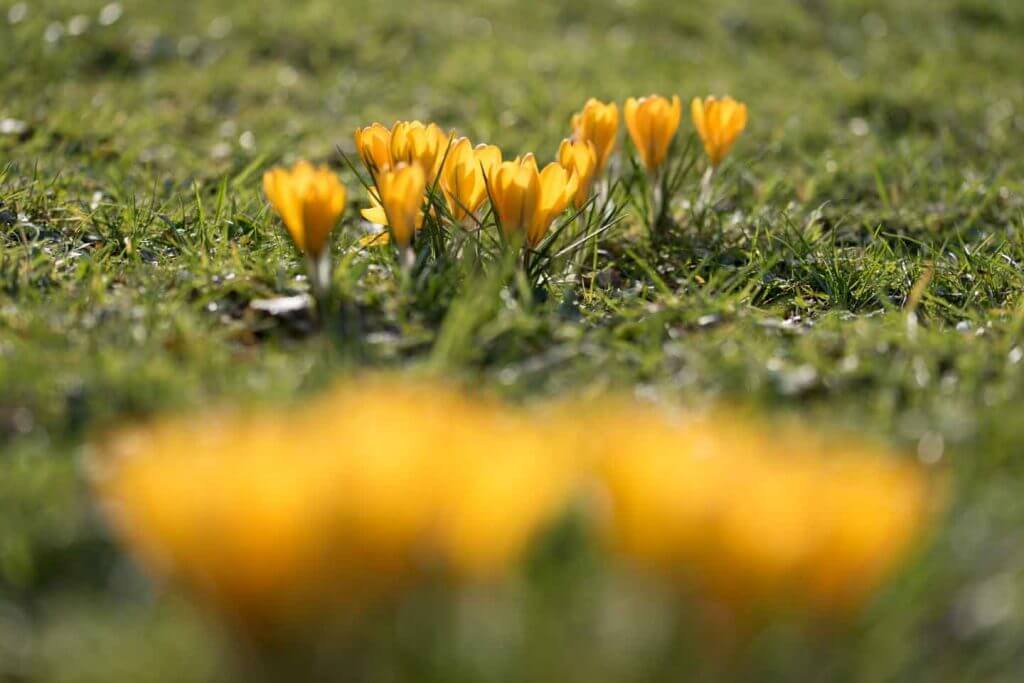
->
(389, 120, 450, 182)
(370, 163, 426, 249)
(473, 143, 503, 182)
(624, 95, 682, 173)
(557, 139, 598, 210)
(487, 156, 539, 241)
(488, 154, 578, 248)
(262, 161, 347, 261)
(531, 160, 579, 247)
(571, 98, 619, 174)
(439, 137, 502, 222)
(353, 122, 394, 176)
(691, 96, 748, 168)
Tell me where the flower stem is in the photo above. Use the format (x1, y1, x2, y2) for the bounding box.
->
(697, 166, 716, 213)
(307, 252, 332, 307)
(649, 171, 665, 234)
(400, 245, 416, 272)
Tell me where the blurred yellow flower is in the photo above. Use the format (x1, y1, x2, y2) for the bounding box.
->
(590, 408, 934, 615)
(303, 379, 576, 581)
(353, 122, 394, 176)
(364, 163, 426, 249)
(93, 373, 939, 641)
(390, 120, 450, 182)
(571, 98, 619, 173)
(95, 377, 575, 630)
(624, 95, 682, 173)
(262, 161, 347, 260)
(96, 418, 358, 628)
(557, 139, 598, 210)
(691, 96, 748, 167)
(440, 137, 502, 222)
(488, 154, 579, 248)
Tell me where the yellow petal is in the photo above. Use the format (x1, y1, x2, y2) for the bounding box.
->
(361, 198, 387, 225)
(376, 163, 426, 248)
(357, 232, 390, 248)
(690, 98, 708, 141)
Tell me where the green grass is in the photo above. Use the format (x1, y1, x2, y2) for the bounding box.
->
(3, 0, 1024, 680)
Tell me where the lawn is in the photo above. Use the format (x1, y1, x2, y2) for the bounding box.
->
(2, 0, 1024, 680)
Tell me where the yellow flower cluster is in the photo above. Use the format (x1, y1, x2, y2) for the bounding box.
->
(260, 94, 748, 274)
(572, 95, 747, 175)
(94, 378, 575, 629)
(581, 406, 936, 614)
(94, 378, 935, 633)
(353, 121, 450, 248)
(354, 120, 583, 250)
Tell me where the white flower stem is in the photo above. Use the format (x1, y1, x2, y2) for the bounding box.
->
(697, 166, 716, 212)
(650, 170, 664, 233)
(307, 251, 332, 301)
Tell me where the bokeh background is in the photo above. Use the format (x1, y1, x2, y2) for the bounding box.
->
(2, 0, 1024, 681)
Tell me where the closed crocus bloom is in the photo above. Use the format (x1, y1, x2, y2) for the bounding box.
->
(373, 163, 426, 249)
(473, 143, 503, 182)
(440, 137, 493, 222)
(571, 98, 619, 173)
(262, 161, 347, 260)
(390, 121, 449, 182)
(532, 161, 578, 246)
(557, 139, 598, 209)
(691, 96, 748, 167)
(489, 156, 540, 240)
(624, 95, 682, 173)
(354, 123, 393, 175)
(489, 155, 578, 247)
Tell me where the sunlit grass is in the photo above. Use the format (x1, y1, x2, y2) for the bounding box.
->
(2, 0, 1024, 681)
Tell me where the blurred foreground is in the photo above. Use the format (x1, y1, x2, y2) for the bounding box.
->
(92, 377, 935, 679)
